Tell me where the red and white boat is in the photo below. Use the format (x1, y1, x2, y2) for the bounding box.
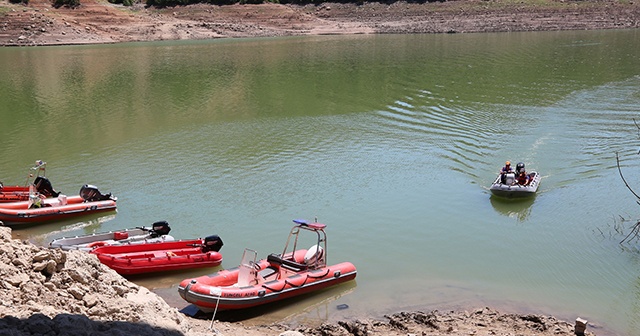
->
(49, 221, 175, 252)
(0, 160, 60, 203)
(178, 219, 357, 312)
(0, 185, 116, 226)
(91, 235, 224, 275)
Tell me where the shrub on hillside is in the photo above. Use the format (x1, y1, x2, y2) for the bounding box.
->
(52, 0, 80, 7)
(146, 0, 241, 6)
(109, 0, 136, 6)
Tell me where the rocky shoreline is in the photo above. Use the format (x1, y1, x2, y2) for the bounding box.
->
(0, 0, 639, 46)
(0, 226, 599, 335)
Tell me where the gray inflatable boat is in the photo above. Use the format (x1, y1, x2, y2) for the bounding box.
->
(490, 171, 541, 198)
(49, 221, 174, 251)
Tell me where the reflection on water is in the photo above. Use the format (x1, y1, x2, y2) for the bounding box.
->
(11, 213, 117, 244)
(283, 281, 357, 325)
(631, 277, 640, 333)
(489, 195, 536, 222)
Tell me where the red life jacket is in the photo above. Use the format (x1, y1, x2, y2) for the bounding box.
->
(517, 173, 529, 185)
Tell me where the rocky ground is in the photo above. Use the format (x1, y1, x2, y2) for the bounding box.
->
(0, 225, 600, 335)
(0, 0, 639, 46)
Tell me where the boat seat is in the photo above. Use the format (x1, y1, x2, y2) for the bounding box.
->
(258, 266, 278, 281)
(114, 231, 129, 240)
(267, 253, 307, 272)
(504, 173, 515, 185)
(57, 194, 67, 206)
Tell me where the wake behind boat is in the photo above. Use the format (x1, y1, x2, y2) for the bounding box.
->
(49, 221, 174, 251)
(178, 219, 357, 312)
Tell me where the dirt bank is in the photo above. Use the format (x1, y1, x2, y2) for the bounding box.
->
(0, 0, 639, 46)
(0, 226, 601, 335)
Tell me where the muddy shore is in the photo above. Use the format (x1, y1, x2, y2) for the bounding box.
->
(0, 0, 639, 46)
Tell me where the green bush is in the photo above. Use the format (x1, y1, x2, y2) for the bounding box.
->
(146, 0, 240, 6)
(108, 0, 135, 6)
(53, 0, 80, 8)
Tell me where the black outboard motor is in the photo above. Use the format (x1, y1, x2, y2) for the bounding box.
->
(79, 184, 114, 202)
(516, 162, 525, 174)
(34, 176, 60, 197)
(150, 221, 171, 238)
(202, 235, 224, 253)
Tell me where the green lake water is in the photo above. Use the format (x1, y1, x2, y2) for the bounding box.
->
(1, 30, 640, 335)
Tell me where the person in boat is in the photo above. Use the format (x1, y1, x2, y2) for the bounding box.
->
(515, 162, 531, 186)
(29, 193, 45, 208)
(499, 161, 514, 184)
(516, 171, 531, 186)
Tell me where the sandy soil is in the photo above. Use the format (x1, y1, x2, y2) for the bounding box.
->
(0, 0, 639, 46)
(0, 226, 600, 335)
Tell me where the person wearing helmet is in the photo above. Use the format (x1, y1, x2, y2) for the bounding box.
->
(499, 161, 514, 184)
(515, 162, 531, 186)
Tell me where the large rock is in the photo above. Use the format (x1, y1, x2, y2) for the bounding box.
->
(0, 226, 189, 335)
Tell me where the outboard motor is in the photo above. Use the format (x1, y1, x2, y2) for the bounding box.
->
(516, 162, 525, 174)
(202, 235, 224, 253)
(150, 221, 171, 238)
(34, 176, 60, 197)
(79, 184, 113, 202)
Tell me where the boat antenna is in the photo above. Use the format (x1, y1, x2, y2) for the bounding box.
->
(25, 160, 46, 186)
(32, 160, 46, 173)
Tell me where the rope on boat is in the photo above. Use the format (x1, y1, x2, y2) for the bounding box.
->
(306, 269, 330, 279)
(284, 274, 310, 288)
(209, 292, 222, 334)
(262, 282, 288, 292)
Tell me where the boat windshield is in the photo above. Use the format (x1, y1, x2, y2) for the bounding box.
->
(240, 248, 258, 268)
(238, 248, 259, 287)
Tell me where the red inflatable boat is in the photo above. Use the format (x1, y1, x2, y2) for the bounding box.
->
(0, 160, 60, 203)
(91, 235, 224, 275)
(0, 185, 116, 226)
(178, 219, 357, 312)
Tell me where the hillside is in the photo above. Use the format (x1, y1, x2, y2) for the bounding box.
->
(0, 0, 639, 46)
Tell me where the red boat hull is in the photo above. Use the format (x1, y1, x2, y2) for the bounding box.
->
(91, 239, 223, 275)
(0, 186, 30, 203)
